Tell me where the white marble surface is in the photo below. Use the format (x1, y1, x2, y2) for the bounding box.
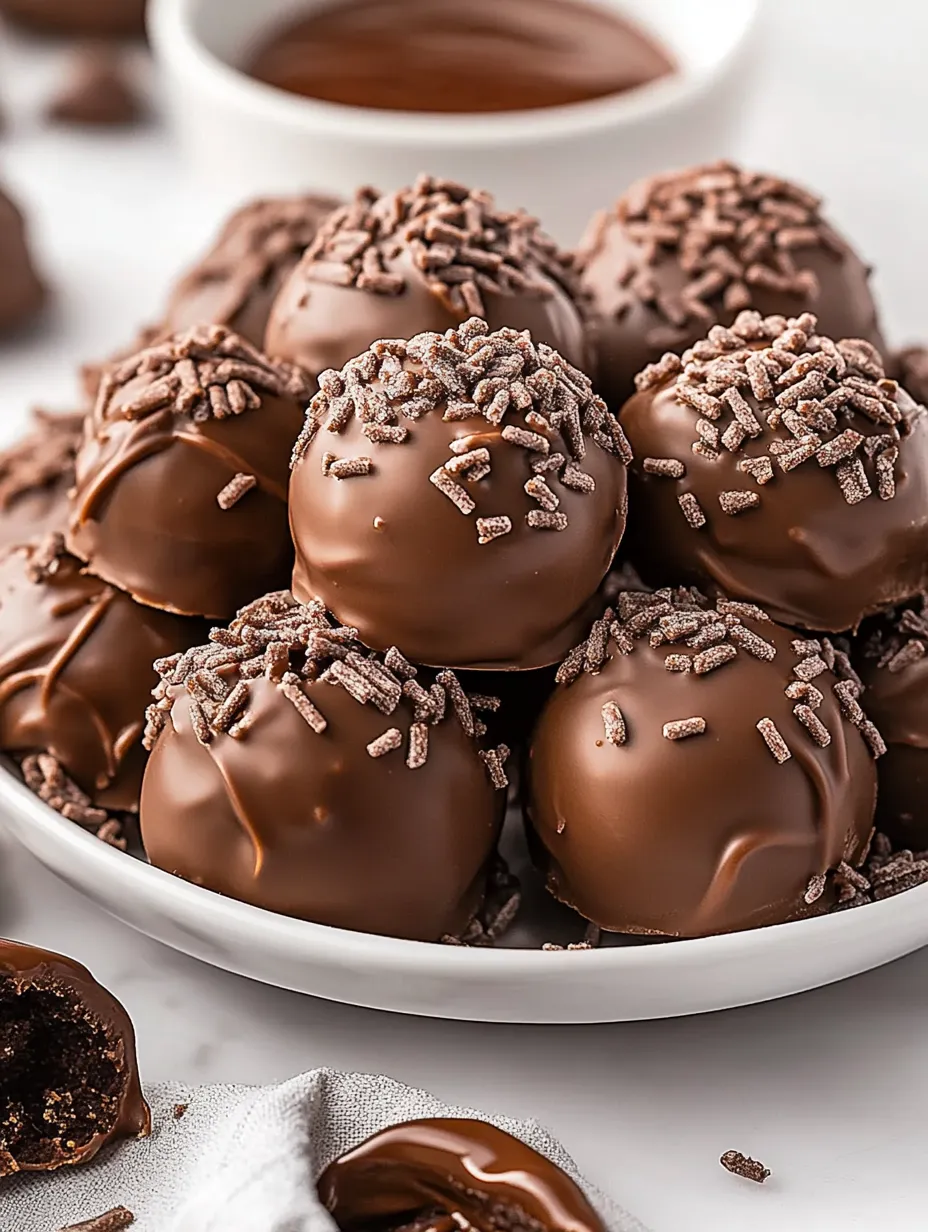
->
(2, 2, 928, 1228)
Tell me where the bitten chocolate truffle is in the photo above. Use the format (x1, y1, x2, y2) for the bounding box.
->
(620, 311, 928, 633)
(163, 194, 341, 349)
(140, 592, 510, 940)
(0, 0, 146, 38)
(67, 327, 312, 619)
(0, 536, 206, 811)
(580, 162, 886, 407)
(264, 176, 587, 384)
(526, 589, 881, 938)
(0, 410, 83, 557)
(289, 318, 630, 670)
(0, 939, 150, 1176)
(0, 188, 45, 334)
(318, 1118, 605, 1232)
(856, 597, 928, 851)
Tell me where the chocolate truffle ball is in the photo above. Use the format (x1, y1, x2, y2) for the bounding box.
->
(264, 176, 587, 384)
(0, 939, 150, 1176)
(140, 592, 510, 940)
(0, 536, 206, 811)
(67, 326, 312, 619)
(164, 194, 341, 350)
(318, 1118, 605, 1232)
(620, 311, 928, 633)
(0, 188, 45, 334)
(526, 589, 881, 938)
(0, 0, 146, 38)
(0, 410, 83, 557)
(289, 318, 630, 670)
(580, 161, 886, 408)
(855, 598, 928, 851)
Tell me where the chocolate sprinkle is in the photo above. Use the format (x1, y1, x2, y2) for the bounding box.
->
(663, 717, 706, 740)
(638, 311, 908, 515)
(301, 176, 579, 318)
(601, 701, 627, 745)
(216, 472, 257, 509)
(757, 717, 791, 763)
(0, 409, 82, 510)
(58, 1208, 135, 1232)
(295, 317, 627, 543)
(145, 592, 503, 787)
(21, 753, 127, 848)
(720, 1150, 771, 1184)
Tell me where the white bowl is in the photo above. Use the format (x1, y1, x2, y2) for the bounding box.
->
(149, 0, 761, 241)
(3, 762, 928, 1024)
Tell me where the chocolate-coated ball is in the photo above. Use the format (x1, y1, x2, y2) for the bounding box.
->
(580, 162, 886, 408)
(265, 176, 588, 384)
(526, 590, 881, 937)
(289, 319, 631, 670)
(855, 598, 928, 851)
(164, 194, 341, 349)
(0, 536, 206, 810)
(67, 326, 311, 619)
(0, 410, 83, 557)
(0, 188, 45, 334)
(141, 592, 511, 940)
(620, 311, 928, 632)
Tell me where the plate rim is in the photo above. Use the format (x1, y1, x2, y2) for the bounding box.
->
(3, 760, 927, 979)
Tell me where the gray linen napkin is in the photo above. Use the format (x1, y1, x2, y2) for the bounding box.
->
(3, 1069, 647, 1232)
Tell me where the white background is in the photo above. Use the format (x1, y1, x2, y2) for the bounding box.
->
(2, 2, 928, 1229)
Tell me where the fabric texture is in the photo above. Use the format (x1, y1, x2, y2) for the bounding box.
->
(3, 1069, 647, 1232)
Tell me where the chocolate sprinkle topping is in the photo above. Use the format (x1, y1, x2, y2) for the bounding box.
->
(21, 753, 127, 849)
(302, 175, 578, 317)
(636, 311, 908, 520)
(0, 409, 83, 510)
(145, 591, 505, 788)
(294, 317, 628, 542)
(98, 325, 312, 425)
(593, 161, 845, 338)
(720, 1150, 771, 1184)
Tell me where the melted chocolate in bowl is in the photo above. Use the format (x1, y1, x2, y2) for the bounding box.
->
(246, 0, 675, 114)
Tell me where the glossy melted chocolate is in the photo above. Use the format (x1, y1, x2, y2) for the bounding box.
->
(247, 0, 673, 114)
(318, 1118, 606, 1232)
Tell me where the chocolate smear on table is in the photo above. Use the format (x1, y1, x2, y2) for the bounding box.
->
(720, 1151, 771, 1184)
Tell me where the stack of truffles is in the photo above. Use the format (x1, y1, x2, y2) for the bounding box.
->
(4, 164, 928, 947)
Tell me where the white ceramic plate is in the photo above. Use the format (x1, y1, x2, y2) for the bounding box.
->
(2, 764, 927, 1023)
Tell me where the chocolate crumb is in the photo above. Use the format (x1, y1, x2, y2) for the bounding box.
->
(173, 1103, 188, 1120)
(720, 1150, 771, 1184)
(58, 1208, 135, 1232)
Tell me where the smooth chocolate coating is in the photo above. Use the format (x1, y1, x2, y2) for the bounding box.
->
(66, 326, 311, 619)
(0, 939, 150, 1175)
(856, 602, 928, 850)
(318, 1118, 605, 1232)
(289, 320, 629, 670)
(0, 410, 83, 558)
(0, 188, 45, 335)
(248, 0, 673, 114)
(140, 593, 508, 940)
(0, 538, 206, 810)
(0, 0, 146, 37)
(620, 313, 928, 633)
(526, 592, 878, 938)
(580, 162, 886, 409)
(164, 195, 341, 349)
(265, 179, 587, 386)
